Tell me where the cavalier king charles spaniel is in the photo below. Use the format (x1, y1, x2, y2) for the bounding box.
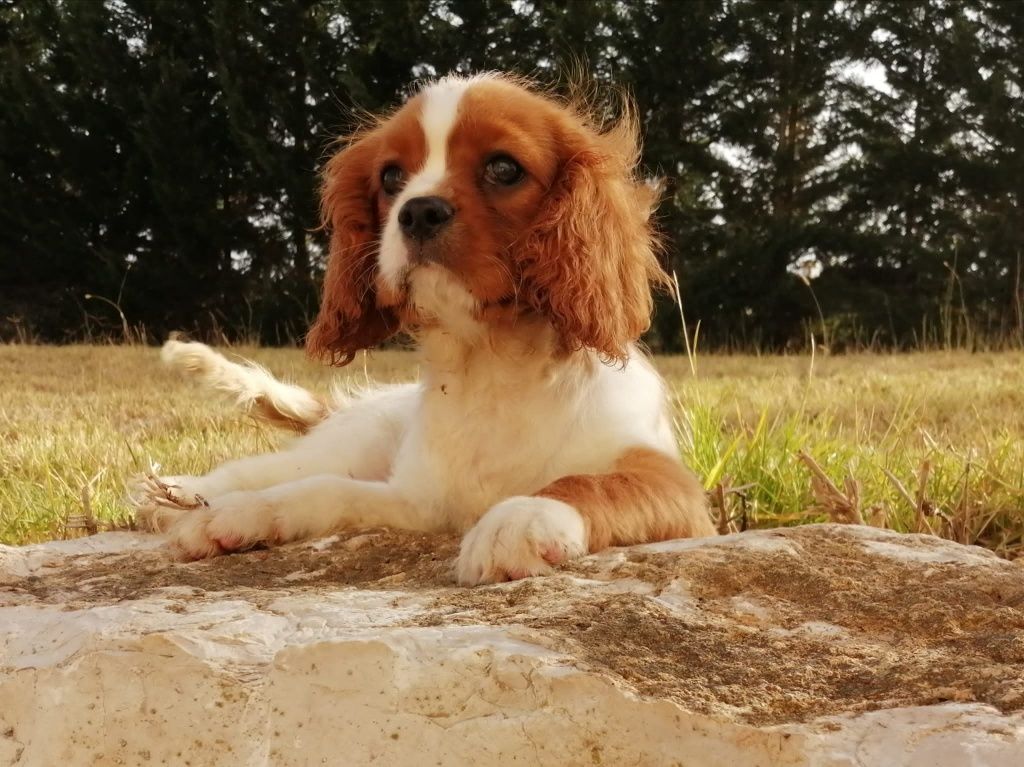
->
(132, 73, 715, 585)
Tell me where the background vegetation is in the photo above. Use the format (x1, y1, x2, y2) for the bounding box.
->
(3, 0, 1023, 351)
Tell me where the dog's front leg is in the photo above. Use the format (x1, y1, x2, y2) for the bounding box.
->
(134, 451, 325, 514)
(131, 449, 371, 535)
(165, 476, 420, 560)
(131, 396, 407, 532)
(456, 448, 714, 585)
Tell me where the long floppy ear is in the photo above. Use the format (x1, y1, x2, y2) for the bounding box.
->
(306, 136, 399, 366)
(518, 108, 669, 362)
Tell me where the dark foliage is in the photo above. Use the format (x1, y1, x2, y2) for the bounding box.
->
(1, 0, 1020, 349)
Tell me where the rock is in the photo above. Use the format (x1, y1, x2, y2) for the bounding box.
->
(1, 523, 1023, 766)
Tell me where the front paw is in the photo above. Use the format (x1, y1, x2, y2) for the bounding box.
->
(128, 473, 210, 532)
(457, 496, 587, 586)
(165, 491, 283, 560)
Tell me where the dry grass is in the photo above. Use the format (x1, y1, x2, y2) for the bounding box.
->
(1, 345, 1022, 556)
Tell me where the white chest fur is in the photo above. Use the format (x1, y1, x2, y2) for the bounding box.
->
(387, 329, 676, 531)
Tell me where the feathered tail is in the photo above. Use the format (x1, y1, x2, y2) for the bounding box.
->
(161, 338, 331, 432)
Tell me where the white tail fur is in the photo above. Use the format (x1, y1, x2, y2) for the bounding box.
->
(161, 339, 332, 432)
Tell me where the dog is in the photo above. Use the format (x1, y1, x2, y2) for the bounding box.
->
(131, 73, 715, 585)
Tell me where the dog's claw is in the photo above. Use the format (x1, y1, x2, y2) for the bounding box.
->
(128, 473, 208, 532)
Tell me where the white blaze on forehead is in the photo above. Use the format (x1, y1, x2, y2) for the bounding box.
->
(410, 78, 471, 193)
(378, 74, 495, 288)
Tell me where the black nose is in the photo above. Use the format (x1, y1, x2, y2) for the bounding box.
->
(398, 196, 454, 241)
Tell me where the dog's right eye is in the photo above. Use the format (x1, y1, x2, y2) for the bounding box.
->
(381, 165, 405, 196)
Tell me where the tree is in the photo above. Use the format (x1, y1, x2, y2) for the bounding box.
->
(1, 0, 1020, 349)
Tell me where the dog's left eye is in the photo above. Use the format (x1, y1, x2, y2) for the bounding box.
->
(483, 155, 524, 186)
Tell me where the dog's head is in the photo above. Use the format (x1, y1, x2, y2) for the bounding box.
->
(306, 74, 667, 365)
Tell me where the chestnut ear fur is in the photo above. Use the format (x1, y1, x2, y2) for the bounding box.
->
(306, 137, 399, 366)
(517, 103, 669, 362)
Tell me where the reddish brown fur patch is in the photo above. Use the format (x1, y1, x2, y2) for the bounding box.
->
(306, 101, 427, 365)
(448, 79, 670, 359)
(538, 448, 716, 551)
(251, 396, 329, 434)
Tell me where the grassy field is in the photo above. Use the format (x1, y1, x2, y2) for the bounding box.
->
(2, 344, 1023, 557)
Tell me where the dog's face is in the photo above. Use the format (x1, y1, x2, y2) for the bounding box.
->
(307, 74, 667, 365)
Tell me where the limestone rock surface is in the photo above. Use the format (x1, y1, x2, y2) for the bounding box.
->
(1, 524, 1023, 766)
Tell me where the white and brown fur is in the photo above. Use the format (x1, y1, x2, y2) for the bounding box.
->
(133, 74, 715, 585)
